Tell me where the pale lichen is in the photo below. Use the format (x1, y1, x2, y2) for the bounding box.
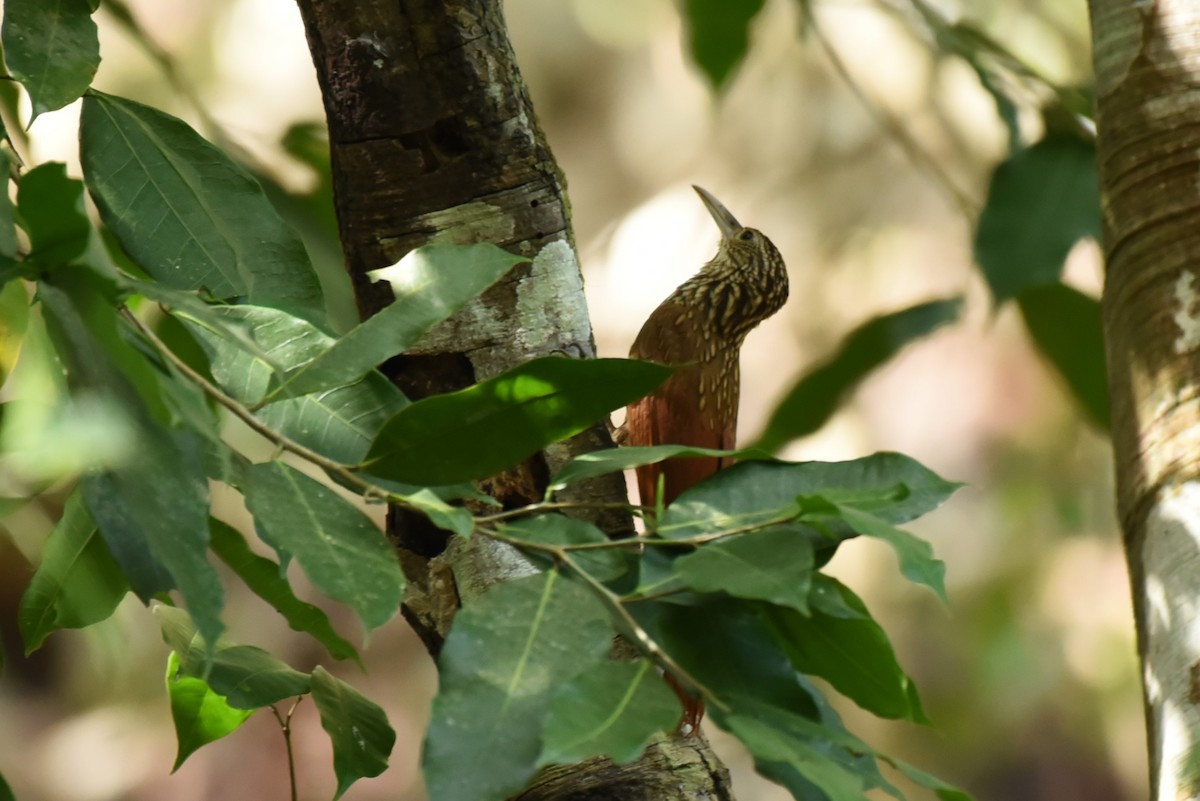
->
(1173, 271, 1200, 354)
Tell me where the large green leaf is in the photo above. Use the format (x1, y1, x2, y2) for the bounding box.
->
(630, 595, 821, 719)
(674, 527, 815, 613)
(243, 461, 402, 634)
(538, 658, 678, 768)
(366, 357, 671, 485)
(183, 304, 408, 464)
(166, 652, 254, 772)
(15, 162, 90, 266)
(19, 489, 128, 653)
(801, 501, 946, 603)
(2, 0, 99, 119)
(311, 666, 396, 800)
(80, 427, 223, 651)
(1017, 283, 1109, 429)
(754, 299, 961, 452)
(79, 91, 324, 320)
(157, 606, 312, 709)
(682, 0, 767, 90)
(0, 152, 15, 266)
(662, 452, 961, 541)
(764, 581, 926, 723)
(975, 134, 1100, 303)
(423, 572, 612, 801)
(0, 771, 11, 801)
(269, 243, 526, 399)
(208, 518, 359, 664)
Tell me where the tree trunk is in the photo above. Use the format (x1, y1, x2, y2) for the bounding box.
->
(1091, 3, 1200, 798)
(293, 1, 737, 797)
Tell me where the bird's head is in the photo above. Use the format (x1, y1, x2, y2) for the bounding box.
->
(692, 185, 789, 324)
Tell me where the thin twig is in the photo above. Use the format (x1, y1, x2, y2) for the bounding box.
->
(474, 500, 647, 525)
(270, 698, 303, 801)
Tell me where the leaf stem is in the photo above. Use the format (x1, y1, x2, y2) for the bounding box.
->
(271, 698, 303, 801)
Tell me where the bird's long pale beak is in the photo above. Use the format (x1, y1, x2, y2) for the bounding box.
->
(693, 185, 742, 239)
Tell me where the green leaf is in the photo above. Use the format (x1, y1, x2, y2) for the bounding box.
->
(499, 515, 628, 581)
(183, 304, 407, 464)
(16, 162, 90, 266)
(888, 758, 973, 801)
(208, 518, 359, 664)
(243, 461, 403, 634)
(80, 427, 224, 651)
(674, 527, 815, 613)
(682, 0, 766, 90)
(1, 0, 99, 119)
(0, 772, 11, 801)
(0, 282, 26, 391)
(764, 584, 927, 723)
(975, 134, 1100, 304)
(807, 504, 946, 603)
(166, 651, 254, 772)
(663, 452, 961, 541)
(79, 91, 325, 321)
(423, 572, 612, 801)
(1017, 283, 1109, 429)
(538, 658, 678, 768)
(157, 606, 312, 708)
(311, 666, 396, 800)
(19, 489, 128, 653)
(630, 595, 821, 718)
(754, 299, 961, 452)
(367, 357, 671, 485)
(270, 243, 526, 399)
(396, 488, 475, 537)
(726, 715, 865, 801)
(0, 152, 19, 264)
(549, 444, 744, 493)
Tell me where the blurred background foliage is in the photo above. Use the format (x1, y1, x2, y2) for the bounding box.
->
(0, 0, 1136, 800)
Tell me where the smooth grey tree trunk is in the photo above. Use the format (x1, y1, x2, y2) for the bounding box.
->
(1091, 2, 1200, 798)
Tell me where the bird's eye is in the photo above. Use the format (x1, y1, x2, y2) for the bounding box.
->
(739, 230, 755, 241)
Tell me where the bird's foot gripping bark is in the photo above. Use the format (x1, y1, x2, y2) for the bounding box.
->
(664, 670, 705, 736)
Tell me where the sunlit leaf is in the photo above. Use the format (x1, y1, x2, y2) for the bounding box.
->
(1017, 283, 1108, 429)
(166, 651, 253, 772)
(19, 490, 128, 653)
(754, 299, 961, 452)
(311, 666, 396, 800)
(423, 572, 612, 801)
(366, 357, 671, 485)
(269, 243, 526, 399)
(681, 0, 767, 90)
(208, 518, 359, 664)
(157, 606, 312, 709)
(243, 461, 402, 634)
(674, 527, 815, 613)
(79, 91, 324, 320)
(538, 659, 678, 768)
(2, 0, 99, 119)
(183, 304, 408, 464)
(975, 134, 1100, 303)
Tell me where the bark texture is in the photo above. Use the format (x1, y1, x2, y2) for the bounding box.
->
(1090, 2, 1200, 797)
(294, 1, 736, 798)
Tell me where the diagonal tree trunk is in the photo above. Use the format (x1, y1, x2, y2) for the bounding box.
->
(1091, 2, 1200, 798)
(293, 1, 736, 797)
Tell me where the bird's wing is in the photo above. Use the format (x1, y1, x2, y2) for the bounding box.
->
(627, 300, 734, 507)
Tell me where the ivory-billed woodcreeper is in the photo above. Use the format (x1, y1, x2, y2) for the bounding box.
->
(626, 186, 789, 508)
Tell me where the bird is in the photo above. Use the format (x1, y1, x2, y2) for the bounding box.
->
(626, 185, 789, 509)
(624, 185, 788, 734)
